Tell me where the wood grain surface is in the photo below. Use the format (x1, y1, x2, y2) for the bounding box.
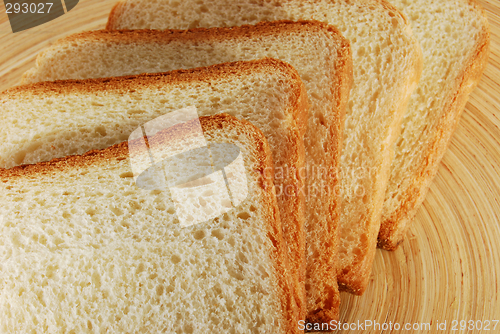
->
(0, 1, 498, 333)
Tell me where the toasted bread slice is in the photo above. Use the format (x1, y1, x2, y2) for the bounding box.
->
(4, 58, 308, 322)
(104, 0, 422, 296)
(378, 0, 490, 250)
(21, 21, 352, 322)
(0, 114, 300, 333)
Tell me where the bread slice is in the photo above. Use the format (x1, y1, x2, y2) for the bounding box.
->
(3, 59, 309, 322)
(378, 0, 490, 250)
(21, 21, 352, 322)
(104, 0, 422, 296)
(0, 113, 300, 333)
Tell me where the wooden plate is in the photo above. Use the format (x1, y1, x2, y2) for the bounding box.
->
(0, 1, 498, 332)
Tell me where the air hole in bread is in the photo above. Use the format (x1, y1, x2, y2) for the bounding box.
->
(156, 284, 165, 296)
(127, 109, 146, 115)
(170, 254, 181, 264)
(193, 230, 206, 240)
(227, 236, 236, 247)
(119, 171, 134, 178)
(211, 229, 224, 240)
(237, 212, 250, 220)
(95, 126, 107, 137)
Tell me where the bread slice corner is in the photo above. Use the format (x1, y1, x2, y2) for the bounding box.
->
(0, 113, 302, 333)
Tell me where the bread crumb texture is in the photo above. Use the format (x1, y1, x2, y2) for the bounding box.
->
(21, 21, 349, 321)
(0, 115, 292, 333)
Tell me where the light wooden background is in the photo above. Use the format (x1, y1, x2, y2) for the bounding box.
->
(0, 1, 498, 333)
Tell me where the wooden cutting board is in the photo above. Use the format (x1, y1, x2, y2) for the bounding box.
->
(0, 1, 498, 333)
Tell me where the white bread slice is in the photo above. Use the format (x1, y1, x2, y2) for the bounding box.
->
(21, 21, 352, 322)
(378, 0, 490, 250)
(104, 0, 422, 296)
(3, 59, 309, 322)
(0, 113, 300, 333)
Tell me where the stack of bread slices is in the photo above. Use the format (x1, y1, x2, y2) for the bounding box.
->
(0, 0, 489, 332)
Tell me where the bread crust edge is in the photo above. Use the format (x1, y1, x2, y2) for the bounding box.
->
(378, 0, 491, 251)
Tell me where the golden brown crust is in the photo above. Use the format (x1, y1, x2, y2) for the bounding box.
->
(59, 19, 344, 52)
(304, 34, 352, 323)
(376, 0, 410, 25)
(105, 0, 125, 31)
(283, 86, 308, 322)
(14, 57, 294, 98)
(378, 0, 491, 251)
(0, 114, 300, 333)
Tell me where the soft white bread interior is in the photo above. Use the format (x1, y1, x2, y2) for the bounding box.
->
(21, 21, 352, 322)
(379, 0, 490, 250)
(0, 114, 299, 333)
(4, 59, 309, 322)
(104, 0, 422, 295)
